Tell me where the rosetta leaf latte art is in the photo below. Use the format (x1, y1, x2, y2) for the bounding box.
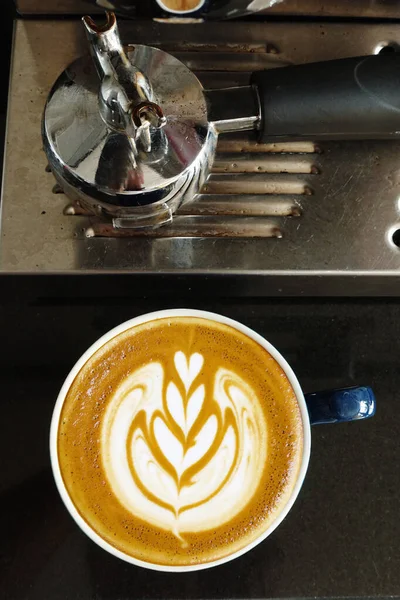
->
(101, 352, 267, 544)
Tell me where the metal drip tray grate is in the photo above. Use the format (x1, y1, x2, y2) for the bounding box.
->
(2, 19, 400, 290)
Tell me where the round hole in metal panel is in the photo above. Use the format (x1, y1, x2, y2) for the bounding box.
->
(392, 229, 400, 247)
(374, 42, 399, 54)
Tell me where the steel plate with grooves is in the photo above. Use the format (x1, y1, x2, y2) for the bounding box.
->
(2, 19, 400, 294)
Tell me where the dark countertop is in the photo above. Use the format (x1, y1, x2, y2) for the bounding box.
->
(1, 293, 399, 599)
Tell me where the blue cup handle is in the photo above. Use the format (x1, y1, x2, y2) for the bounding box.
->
(304, 386, 376, 425)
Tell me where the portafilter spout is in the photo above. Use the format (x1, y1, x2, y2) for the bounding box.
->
(82, 12, 166, 157)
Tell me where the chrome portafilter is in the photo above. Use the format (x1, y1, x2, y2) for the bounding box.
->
(43, 11, 400, 229)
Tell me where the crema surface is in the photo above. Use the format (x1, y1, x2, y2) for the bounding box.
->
(58, 317, 303, 566)
(161, 0, 202, 10)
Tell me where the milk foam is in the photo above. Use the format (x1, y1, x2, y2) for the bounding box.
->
(101, 351, 268, 543)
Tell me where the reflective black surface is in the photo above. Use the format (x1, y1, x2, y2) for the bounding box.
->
(1, 294, 400, 598)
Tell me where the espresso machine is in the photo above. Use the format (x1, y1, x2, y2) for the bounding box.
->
(3, 0, 400, 295)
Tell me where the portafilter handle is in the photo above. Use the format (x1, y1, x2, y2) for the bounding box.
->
(206, 54, 400, 141)
(83, 12, 166, 154)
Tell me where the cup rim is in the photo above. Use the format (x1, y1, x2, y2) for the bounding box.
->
(50, 308, 311, 572)
(155, 0, 206, 14)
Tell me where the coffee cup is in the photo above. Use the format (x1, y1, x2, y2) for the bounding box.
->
(155, 0, 206, 15)
(50, 309, 375, 572)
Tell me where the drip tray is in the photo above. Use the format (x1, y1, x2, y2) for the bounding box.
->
(70, 135, 314, 239)
(2, 19, 400, 293)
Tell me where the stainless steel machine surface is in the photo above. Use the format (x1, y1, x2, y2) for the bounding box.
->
(3, 19, 400, 289)
(15, 0, 400, 18)
(43, 11, 400, 231)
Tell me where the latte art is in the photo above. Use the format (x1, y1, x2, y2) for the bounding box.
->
(58, 316, 303, 567)
(102, 352, 267, 543)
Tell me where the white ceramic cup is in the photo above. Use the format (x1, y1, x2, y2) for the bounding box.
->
(50, 309, 312, 572)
